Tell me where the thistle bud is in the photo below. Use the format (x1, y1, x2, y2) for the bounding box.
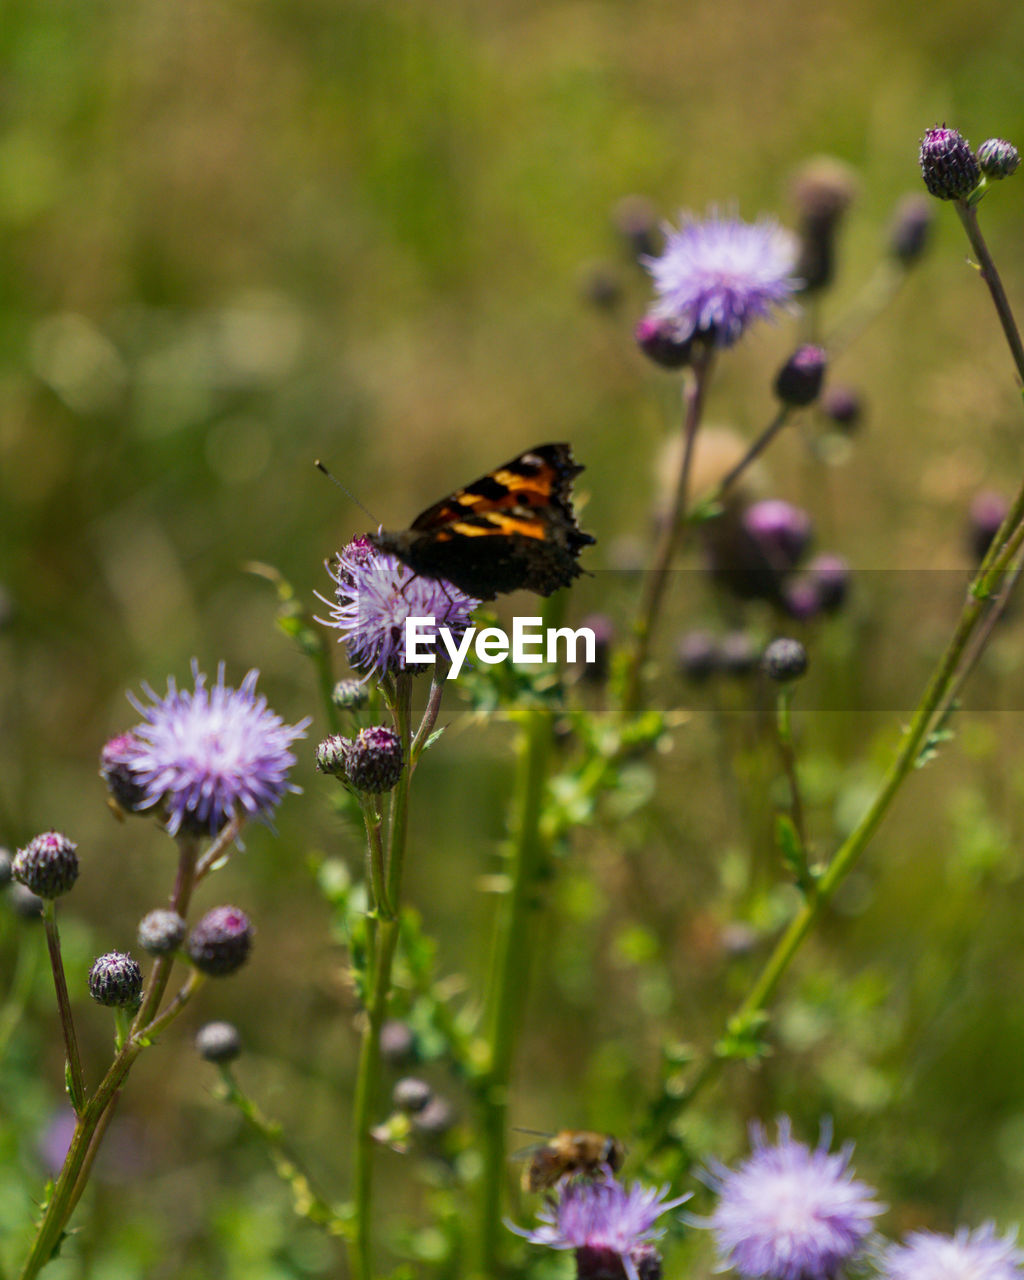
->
(100, 734, 148, 813)
(635, 314, 694, 369)
(821, 385, 863, 432)
(12, 831, 79, 899)
(889, 194, 933, 264)
(977, 138, 1020, 180)
(137, 908, 187, 955)
(919, 127, 980, 200)
(187, 906, 254, 977)
(344, 726, 404, 794)
(774, 345, 827, 408)
(807, 553, 850, 614)
(412, 1095, 455, 1137)
(676, 631, 719, 684)
(612, 194, 659, 261)
(763, 637, 809, 683)
(195, 1020, 242, 1063)
(791, 157, 858, 294)
(316, 734, 349, 777)
(967, 490, 1009, 562)
(393, 1077, 433, 1114)
(719, 631, 760, 678)
(88, 952, 143, 1008)
(331, 679, 368, 712)
(744, 500, 813, 572)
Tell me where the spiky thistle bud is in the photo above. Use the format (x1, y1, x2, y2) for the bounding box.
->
(344, 726, 404, 794)
(919, 127, 980, 200)
(12, 831, 79, 899)
(315, 734, 349, 777)
(331, 679, 368, 711)
(88, 952, 143, 1008)
(977, 138, 1020, 180)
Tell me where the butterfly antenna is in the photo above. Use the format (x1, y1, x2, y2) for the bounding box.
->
(314, 459, 381, 527)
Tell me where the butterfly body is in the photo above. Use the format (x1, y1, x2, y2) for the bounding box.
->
(368, 443, 595, 600)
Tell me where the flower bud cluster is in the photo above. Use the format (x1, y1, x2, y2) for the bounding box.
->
(316, 726, 404, 794)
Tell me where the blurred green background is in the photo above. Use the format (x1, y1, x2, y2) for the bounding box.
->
(5, 0, 1024, 1275)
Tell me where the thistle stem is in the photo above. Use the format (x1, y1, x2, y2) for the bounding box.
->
(350, 670, 414, 1280)
(956, 200, 1024, 385)
(41, 902, 85, 1114)
(478, 700, 553, 1275)
(131, 835, 198, 1036)
(644, 493, 1024, 1149)
(620, 349, 714, 714)
(18, 973, 202, 1280)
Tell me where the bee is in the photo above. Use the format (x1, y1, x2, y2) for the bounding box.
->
(521, 1130, 625, 1193)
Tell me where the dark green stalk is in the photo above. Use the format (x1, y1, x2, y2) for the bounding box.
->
(350, 670, 416, 1280)
(774, 686, 808, 863)
(217, 1065, 349, 1236)
(40, 903, 84, 1114)
(620, 347, 714, 715)
(131, 835, 198, 1036)
(713, 405, 791, 501)
(478, 702, 552, 1275)
(956, 199, 1024, 384)
(18, 972, 202, 1279)
(645, 505, 1024, 1148)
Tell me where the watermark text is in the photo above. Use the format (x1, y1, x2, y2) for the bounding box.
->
(405, 616, 596, 679)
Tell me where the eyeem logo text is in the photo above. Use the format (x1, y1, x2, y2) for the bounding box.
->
(404, 616, 596, 679)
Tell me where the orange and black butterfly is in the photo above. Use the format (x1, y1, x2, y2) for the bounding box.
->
(368, 442, 595, 600)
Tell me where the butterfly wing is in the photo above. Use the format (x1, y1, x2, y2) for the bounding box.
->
(371, 443, 595, 599)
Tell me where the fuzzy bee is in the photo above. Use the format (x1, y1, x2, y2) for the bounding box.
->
(521, 1130, 625, 1193)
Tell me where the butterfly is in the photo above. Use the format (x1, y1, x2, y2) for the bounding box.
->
(368, 443, 595, 601)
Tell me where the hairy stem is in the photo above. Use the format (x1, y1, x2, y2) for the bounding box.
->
(620, 348, 714, 714)
(41, 903, 85, 1114)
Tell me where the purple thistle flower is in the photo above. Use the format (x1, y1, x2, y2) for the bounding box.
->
(126, 662, 309, 837)
(509, 1174, 689, 1280)
(317, 535, 479, 683)
(881, 1224, 1024, 1280)
(643, 210, 800, 348)
(704, 1118, 883, 1280)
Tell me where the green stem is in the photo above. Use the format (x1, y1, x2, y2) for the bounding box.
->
(40, 903, 84, 1114)
(18, 973, 202, 1279)
(620, 348, 714, 715)
(351, 916, 400, 1280)
(712, 405, 791, 502)
(131, 836, 198, 1037)
(349, 670, 414, 1280)
(478, 703, 552, 1276)
(217, 1065, 349, 1238)
(774, 687, 808, 866)
(956, 200, 1024, 385)
(384, 673, 413, 913)
(411, 668, 447, 767)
